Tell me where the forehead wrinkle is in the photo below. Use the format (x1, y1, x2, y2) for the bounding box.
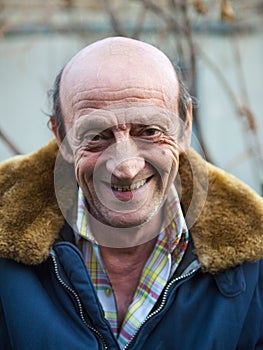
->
(72, 107, 176, 133)
(72, 98, 167, 117)
(71, 86, 177, 119)
(71, 86, 166, 106)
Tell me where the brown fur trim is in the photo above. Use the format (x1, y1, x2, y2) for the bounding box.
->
(0, 140, 64, 264)
(0, 140, 263, 272)
(179, 150, 263, 273)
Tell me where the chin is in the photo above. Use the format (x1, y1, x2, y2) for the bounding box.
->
(113, 205, 161, 228)
(88, 190, 164, 227)
(100, 212, 148, 228)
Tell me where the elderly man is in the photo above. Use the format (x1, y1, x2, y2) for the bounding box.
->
(0, 37, 263, 350)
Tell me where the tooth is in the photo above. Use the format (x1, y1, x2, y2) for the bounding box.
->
(111, 179, 146, 192)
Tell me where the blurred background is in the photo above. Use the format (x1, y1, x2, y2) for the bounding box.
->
(0, 0, 263, 194)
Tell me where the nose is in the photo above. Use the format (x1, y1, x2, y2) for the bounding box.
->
(106, 139, 145, 180)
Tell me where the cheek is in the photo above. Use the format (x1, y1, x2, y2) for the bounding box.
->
(159, 148, 180, 193)
(158, 133, 180, 166)
(159, 144, 180, 170)
(74, 152, 97, 184)
(144, 145, 179, 186)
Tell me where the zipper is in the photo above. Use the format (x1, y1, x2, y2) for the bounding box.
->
(123, 266, 199, 350)
(50, 253, 109, 350)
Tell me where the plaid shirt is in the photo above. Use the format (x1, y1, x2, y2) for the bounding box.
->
(76, 186, 188, 349)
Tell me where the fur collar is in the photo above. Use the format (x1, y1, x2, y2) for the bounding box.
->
(0, 140, 263, 273)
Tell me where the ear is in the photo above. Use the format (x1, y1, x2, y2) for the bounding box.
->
(179, 99, 192, 153)
(49, 117, 74, 163)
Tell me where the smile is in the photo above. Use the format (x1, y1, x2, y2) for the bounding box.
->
(111, 179, 147, 192)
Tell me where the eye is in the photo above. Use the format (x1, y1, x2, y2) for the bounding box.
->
(139, 127, 163, 139)
(142, 128, 160, 136)
(89, 134, 102, 142)
(84, 129, 110, 143)
(82, 130, 114, 152)
(82, 133, 102, 144)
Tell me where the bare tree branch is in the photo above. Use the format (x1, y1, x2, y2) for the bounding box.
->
(103, 0, 128, 37)
(132, 5, 147, 39)
(0, 128, 21, 155)
(142, 0, 182, 32)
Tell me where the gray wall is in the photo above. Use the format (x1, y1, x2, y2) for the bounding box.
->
(197, 31, 263, 194)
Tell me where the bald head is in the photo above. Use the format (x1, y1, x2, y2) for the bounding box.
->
(62, 36, 176, 86)
(51, 37, 191, 141)
(60, 37, 180, 128)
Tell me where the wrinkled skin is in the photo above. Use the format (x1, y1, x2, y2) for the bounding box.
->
(55, 37, 192, 231)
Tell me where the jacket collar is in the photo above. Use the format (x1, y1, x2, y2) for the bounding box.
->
(0, 139, 263, 273)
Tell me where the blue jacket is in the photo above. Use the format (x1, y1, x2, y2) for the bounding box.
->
(0, 140, 263, 349)
(0, 239, 263, 350)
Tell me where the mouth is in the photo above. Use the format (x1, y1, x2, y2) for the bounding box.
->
(100, 175, 154, 203)
(111, 179, 147, 192)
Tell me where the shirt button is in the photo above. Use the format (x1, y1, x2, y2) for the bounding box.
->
(105, 288, 112, 297)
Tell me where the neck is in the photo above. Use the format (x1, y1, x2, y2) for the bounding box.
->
(100, 235, 157, 276)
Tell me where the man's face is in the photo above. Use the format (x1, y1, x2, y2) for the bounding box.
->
(68, 105, 187, 228)
(58, 37, 192, 229)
